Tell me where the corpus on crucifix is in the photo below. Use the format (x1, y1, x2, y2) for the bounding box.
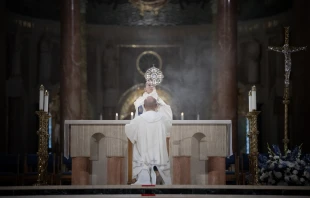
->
(268, 27, 307, 153)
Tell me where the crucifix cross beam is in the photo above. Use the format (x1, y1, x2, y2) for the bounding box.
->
(268, 27, 307, 87)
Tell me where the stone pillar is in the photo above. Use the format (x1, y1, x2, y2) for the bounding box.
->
(72, 157, 90, 185)
(80, 0, 89, 120)
(213, 0, 238, 152)
(208, 157, 225, 185)
(107, 157, 124, 185)
(210, 0, 237, 185)
(60, 0, 82, 151)
(292, 0, 310, 152)
(0, 0, 7, 153)
(173, 156, 190, 184)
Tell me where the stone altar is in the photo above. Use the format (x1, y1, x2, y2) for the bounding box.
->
(64, 120, 232, 185)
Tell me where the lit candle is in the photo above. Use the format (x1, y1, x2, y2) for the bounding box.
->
(99, 113, 102, 120)
(251, 85, 257, 111)
(130, 112, 133, 120)
(44, 90, 49, 112)
(115, 113, 118, 120)
(248, 90, 252, 112)
(39, 85, 44, 110)
(197, 113, 200, 120)
(181, 112, 184, 120)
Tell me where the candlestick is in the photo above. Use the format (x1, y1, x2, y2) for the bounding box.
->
(181, 112, 184, 120)
(115, 113, 118, 120)
(39, 85, 44, 110)
(248, 90, 252, 112)
(130, 112, 133, 120)
(100, 113, 102, 120)
(44, 90, 49, 112)
(251, 86, 257, 111)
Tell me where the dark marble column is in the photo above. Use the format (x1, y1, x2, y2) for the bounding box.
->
(291, 0, 310, 152)
(60, 0, 82, 150)
(0, 0, 7, 152)
(80, 0, 89, 120)
(212, 0, 238, 152)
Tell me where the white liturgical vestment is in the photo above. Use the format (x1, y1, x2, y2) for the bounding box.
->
(134, 89, 173, 120)
(125, 110, 172, 185)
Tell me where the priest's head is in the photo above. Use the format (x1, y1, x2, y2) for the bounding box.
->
(144, 96, 158, 111)
(144, 80, 154, 94)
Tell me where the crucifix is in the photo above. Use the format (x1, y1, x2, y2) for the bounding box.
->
(268, 27, 307, 153)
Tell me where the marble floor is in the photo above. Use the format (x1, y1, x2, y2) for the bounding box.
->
(0, 185, 310, 198)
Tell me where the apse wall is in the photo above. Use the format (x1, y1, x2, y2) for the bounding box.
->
(5, 11, 291, 154)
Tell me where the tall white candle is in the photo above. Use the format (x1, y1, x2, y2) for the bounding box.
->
(130, 112, 133, 120)
(115, 113, 118, 120)
(251, 85, 257, 111)
(248, 90, 252, 112)
(39, 85, 44, 110)
(181, 112, 184, 120)
(99, 113, 102, 120)
(197, 113, 200, 120)
(44, 90, 49, 112)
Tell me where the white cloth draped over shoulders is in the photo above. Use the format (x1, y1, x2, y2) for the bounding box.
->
(134, 89, 173, 120)
(125, 111, 172, 185)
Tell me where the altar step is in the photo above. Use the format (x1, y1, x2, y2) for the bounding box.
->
(0, 185, 309, 198)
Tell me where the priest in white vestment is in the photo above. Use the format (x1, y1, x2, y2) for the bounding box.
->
(125, 96, 172, 185)
(134, 81, 172, 120)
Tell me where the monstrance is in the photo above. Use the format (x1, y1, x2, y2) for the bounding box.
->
(144, 65, 164, 86)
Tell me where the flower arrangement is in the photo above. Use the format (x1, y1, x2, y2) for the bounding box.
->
(258, 144, 310, 186)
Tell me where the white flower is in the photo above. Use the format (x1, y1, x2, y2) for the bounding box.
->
(274, 156, 280, 160)
(287, 150, 291, 154)
(290, 175, 298, 182)
(293, 170, 298, 175)
(284, 176, 290, 182)
(286, 161, 295, 168)
(300, 160, 306, 165)
(278, 164, 283, 168)
(274, 171, 282, 178)
(303, 171, 310, 179)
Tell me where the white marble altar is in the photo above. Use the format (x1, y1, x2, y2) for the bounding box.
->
(64, 120, 232, 185)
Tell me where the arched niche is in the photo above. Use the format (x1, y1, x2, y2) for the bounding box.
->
(191, 132, 208, 185)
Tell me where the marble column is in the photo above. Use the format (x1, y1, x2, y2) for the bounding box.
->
(0, 0, 7, 152)
(72, 157, 90, 185)
(60, 0, 82, 148)
(80, 0, 89, 120)
(60, 0, 82, 184)
(210, 0, 237, 185)
(213, 0, 238, 152)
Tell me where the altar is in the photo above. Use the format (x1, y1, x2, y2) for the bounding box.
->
(64, 120, 232, 185)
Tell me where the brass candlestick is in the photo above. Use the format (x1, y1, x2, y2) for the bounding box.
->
(35, 110, 50, 185)
(246, 110, 260, 185)
(268, 27, 307, 154)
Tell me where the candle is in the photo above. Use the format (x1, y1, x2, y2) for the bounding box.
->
(181, 112, 184, 120)
(44, 90, 49, 112)
(39, 85, 44, 110)
(99, 113, 102, 120)
(248, 90, 252, 112)
(197, 113, 200, 120)
(115, 113, 118, 120)
(251, 85, 257, 111)
(130, 112, 133, 120)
